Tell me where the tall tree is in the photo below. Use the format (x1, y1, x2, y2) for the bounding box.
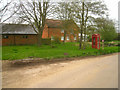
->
(72, 0, 108, 49)
(54, 2, 74, 43)
(95, 18, 117, 41)
(17, 0, 52, 46)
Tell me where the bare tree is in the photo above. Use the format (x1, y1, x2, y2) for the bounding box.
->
(54, 2, 75, 43)
(17, 0, 52, 46)
(0, 0, 20, 23)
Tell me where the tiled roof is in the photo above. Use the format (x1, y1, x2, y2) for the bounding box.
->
(46, 19, 62, 28)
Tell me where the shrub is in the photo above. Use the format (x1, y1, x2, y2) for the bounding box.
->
(52, 36, 61, 44)
(42, 38, 51, 45)
(103, 41, 119, 47)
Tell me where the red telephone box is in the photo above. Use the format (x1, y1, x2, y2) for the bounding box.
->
(92, 34, 100, 49)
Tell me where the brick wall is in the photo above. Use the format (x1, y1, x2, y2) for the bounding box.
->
(2, 35, 14, 46)
(48, 28, 79, 42)
(2, 31, 79, 46)
(48, 28, 62, 38)
(42, 24, 49, 38)
(2, 34, 37, 46)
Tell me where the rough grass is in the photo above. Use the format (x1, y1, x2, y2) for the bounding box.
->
(1, 42, 119, 60)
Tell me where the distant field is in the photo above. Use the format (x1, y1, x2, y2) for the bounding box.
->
(1, 42, 119, 60)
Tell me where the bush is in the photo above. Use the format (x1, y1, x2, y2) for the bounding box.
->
(103, 42, 109, 46)
(103, 41, 119, 47)
(52, 36, 61, 44)
(87, 35, 92, 42)
(42, 38, 51, 45)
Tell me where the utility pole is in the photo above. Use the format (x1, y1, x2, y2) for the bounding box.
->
(79, 0, 84, 49)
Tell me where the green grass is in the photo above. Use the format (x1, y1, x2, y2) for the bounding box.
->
(1, 42, 119, 60)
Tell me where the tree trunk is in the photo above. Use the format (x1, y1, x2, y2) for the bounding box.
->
(37, 33, 42, 46)
(79, 30, 83, 49)
(79, 1, 84, 49)
(63, 31, 66, 44)
(83, 7, 88, 49)
(83, 25, 86, 49)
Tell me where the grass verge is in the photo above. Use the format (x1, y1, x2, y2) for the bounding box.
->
(2, 42, 119, 60)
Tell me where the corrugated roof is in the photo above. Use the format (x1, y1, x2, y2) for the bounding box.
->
(1, 23, 37, 34)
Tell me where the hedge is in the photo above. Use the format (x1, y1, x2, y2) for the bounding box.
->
(42, 38, 51, 45)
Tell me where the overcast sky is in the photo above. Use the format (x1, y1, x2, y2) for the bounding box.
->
(104, 0, 120, 21)
(2, 0, 120, 21)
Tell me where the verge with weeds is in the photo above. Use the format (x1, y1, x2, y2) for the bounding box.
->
(2, 42, 119, 60)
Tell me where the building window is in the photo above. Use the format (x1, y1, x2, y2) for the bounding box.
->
(61, 29, 64, 33)
(67, 36, 69, 40)
(61, 36, 64, 41)
(23, 35, 28, 38)
(74, 36, 77, 40)
(3, 35, 8, 39)
(51, 36, 54, 40)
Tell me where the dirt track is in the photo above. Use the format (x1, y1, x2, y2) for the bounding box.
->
(2, 53, 118, 88)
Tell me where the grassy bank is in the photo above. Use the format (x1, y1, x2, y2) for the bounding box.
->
(2, 42, 119, 60)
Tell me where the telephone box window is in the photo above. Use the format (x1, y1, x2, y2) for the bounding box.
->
(97, 37, 99, 48)
(93, 38, 95, 46)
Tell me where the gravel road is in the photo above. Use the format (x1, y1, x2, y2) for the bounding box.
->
(2, 53, 118, 88)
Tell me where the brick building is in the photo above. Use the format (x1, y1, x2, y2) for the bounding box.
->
(0, 23, 38, 46)
(0, 19, 79, 46)
(42, 19, 79, 42)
